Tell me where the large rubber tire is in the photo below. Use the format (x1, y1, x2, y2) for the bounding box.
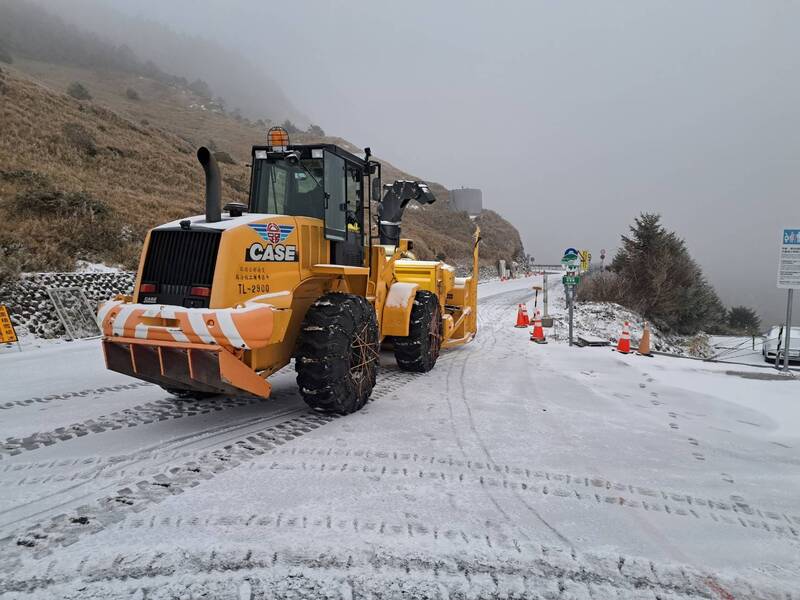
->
(295, 293, 379, 414)
(392, 290, 442, 373)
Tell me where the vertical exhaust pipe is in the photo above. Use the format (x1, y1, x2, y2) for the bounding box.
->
(197, 146, 221, 223)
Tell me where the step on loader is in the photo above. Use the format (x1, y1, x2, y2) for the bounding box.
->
(98, 127, 480, 414)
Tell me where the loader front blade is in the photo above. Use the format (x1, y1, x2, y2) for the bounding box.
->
(102, 338, 271, 398)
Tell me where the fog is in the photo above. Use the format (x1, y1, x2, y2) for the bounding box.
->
(47, 0, 799, 324)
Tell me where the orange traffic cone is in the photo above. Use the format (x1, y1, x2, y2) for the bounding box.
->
(530, 309, 547, 344)
(514, 304, 530, 328)
(638, 322, 652, 356)
(615, 321, 631, 354)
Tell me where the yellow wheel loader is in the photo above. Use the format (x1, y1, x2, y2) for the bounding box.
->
(98, 127, 479, 414)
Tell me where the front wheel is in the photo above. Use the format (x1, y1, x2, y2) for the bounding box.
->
(392, 290, 442, 373)
(295, 293, 379, 414)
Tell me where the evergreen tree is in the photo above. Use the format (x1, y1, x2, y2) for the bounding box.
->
(281, 119, 300, 134)
(611, 213, 725, 334)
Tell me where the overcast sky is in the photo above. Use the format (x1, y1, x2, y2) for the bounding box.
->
(58, 0, 799, 323)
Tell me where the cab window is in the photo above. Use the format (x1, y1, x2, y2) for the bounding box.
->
(250, 158, 324, 219)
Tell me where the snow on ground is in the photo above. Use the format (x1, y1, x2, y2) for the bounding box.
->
(0, 276, 799, 598)
(74, 261, 122, 274)
(527, 274, 687, 354)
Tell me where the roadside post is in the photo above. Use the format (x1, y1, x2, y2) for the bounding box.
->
(600, 249, 606, 270)
(561, 248, 581, 347)
(543, 272, 550, 320)
(0, 305, 21, 352)
(777, 228, 799, 371)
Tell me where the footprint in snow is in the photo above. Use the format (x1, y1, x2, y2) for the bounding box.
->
(239, 581, 252, 600)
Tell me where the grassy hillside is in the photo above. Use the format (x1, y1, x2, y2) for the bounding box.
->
(0, 63, 523, 283)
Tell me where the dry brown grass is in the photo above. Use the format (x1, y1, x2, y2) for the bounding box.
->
(1, 61, 523, 276)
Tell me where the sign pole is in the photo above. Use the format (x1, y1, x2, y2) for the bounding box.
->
(777, 228, 799, 370)
(784, 289, 794, 372)
(568, 285, 574, 347)
(543, 272, 549, 318)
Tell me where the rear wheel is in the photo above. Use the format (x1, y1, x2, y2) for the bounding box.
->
(392, 290, 442, 372)
(295, 293, 379, 414)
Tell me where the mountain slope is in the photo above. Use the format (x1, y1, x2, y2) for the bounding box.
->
(1, 65, 522, 286)
(0, 0, 304, 124)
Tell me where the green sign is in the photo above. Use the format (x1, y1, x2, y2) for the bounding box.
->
(561, 253, 578, 264)
(563, 275, 580, 286)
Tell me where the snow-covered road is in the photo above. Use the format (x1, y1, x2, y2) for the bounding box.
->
(1, 277, 799, 599)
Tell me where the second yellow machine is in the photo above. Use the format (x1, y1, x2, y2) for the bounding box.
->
(98, 128, 479, 414)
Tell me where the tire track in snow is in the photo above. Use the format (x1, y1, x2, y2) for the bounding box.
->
(0, 411, 337, 569)
(1, 543, 788, 599)
(0, 405, 309, 528)
(441, 292, 538, 545)
(0, 382, 154, 411)
(0, 394, 272, 459)
(238, 451, 800, 540)
(0, 366, 427, 567)
(448, 286, 574, 547)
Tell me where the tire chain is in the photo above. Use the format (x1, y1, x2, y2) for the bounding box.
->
(0, 542, 789, 599)
(0, 382, 153, 411)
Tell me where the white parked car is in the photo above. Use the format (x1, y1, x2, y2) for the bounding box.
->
(763, 326, 800, 363)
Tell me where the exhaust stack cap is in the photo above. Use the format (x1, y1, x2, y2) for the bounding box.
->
(197, 146, 222, 223)
(224, 202, 247, 218)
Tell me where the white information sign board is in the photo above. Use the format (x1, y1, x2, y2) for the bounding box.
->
(777, 228, 800, 289)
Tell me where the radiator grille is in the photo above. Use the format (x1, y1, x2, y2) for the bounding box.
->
(141, 230, 221, 287)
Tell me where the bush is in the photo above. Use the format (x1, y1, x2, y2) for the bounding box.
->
(12, 188, 110, 220)
(0, 233, 23, 285)
(686, 333, 712, 358)
(62, 122, 97, 156)
(0, 169, 51, 188)
(576, 270, 625, 303)
(728, 305, 761, 335)
(213, 151, 236, 165)
(307, 124, 325, 136)
(188, 78, 212, 98)
(67, 81, 91, 100)
(281, 119, 300, 134)
(125, 87, 140, 100)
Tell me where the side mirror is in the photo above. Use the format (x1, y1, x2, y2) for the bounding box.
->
(371, 177, 382, 203)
